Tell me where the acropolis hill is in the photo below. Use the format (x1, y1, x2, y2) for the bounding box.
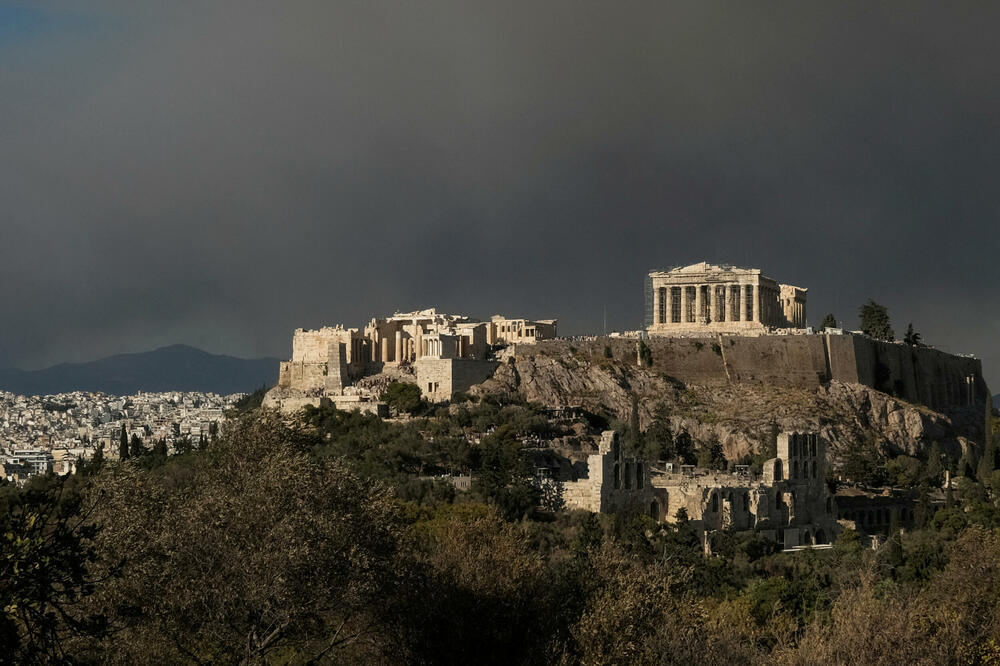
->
(266, 262, 991, 459)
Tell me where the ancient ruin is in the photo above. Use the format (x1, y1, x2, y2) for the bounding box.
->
(264, 309, 556, 411)
(562, 431, 840, 548)
(645, 262, 807, 334)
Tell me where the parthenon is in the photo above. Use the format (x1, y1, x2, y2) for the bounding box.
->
(645, 262, 807, 335)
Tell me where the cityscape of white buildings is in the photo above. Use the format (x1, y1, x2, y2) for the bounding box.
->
(0, 390, 243, 482)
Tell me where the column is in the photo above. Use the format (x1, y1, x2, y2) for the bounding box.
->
(665, 287, 673, 324)
(695, 285, 703, 324)
(380, 337, 389, 362)
(682, 285, 690, 323)
(753, 285, 760, 323)
(739, 284, 747, 322)
(652, 285, 661, 326)
(708, 285, 715, 323)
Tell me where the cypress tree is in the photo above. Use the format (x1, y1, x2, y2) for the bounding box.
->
(923, 441, 944, 485)
(885, 508, 904, 570)
(129, 434, 146, 458)
(119, 426, 129, 460)
(977, 439, 997, 485)
(627, 394, 642, 456)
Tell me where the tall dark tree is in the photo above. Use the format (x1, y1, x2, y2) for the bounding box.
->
(820, 313, 837, 330)
(626, 394, 642, 456)
(923, 441, 944, 485)
(644, 403, 674, 463)
(674, 430, 695, 465)
(129, 434, 146, 458)
(696, 435, 726, 470)
(977, 438, 997, 484)
(119, 426, 129, 461)
(904, 323, 922, 346)
(174, 436, 193, 455)
(859, 299, 894, 341)
(80, 442, 105, 477)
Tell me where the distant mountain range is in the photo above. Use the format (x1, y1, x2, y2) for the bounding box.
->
(0, 345, 280, 396)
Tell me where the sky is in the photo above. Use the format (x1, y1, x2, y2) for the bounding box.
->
(1, 2, 998, 387)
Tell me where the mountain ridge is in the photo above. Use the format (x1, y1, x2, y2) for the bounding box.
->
(0, 344, 279, 396)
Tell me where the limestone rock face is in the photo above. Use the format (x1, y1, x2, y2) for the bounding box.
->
(471, 344, 982, 463)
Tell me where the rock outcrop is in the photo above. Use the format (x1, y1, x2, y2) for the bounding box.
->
(471, 340, 986, 463)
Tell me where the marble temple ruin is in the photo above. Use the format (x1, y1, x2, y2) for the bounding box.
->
(263, 309, 556, 411)
(645, 262, 807, 335)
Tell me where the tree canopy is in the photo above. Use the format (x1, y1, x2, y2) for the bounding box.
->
(858, 299, 894, 341)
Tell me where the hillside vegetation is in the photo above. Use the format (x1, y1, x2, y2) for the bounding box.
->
(4, 402, 1000, 664)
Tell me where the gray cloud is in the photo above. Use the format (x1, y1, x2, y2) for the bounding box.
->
(1, 2, 998, 386)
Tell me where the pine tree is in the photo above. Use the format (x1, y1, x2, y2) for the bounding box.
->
(820, 313, 837, 330)
(903, 323, 922, 346)
(858, 299, 894, 341)
(119, 426, 129, 460)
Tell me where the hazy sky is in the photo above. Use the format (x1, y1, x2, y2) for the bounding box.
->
(2, 2, 998, 386)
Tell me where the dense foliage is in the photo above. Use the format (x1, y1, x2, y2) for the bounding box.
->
(4, 403, 1000, 664)
(858, 299, 894, 341)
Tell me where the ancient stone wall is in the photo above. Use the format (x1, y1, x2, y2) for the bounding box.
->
(529, 334, 989, 417)
(414, 358, 499, 402)
(563, 431, 659, 516)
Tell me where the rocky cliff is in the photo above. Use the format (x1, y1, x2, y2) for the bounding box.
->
(471, 337, 989, 462)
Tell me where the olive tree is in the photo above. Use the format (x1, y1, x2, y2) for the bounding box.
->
(81, 413, 406, 664)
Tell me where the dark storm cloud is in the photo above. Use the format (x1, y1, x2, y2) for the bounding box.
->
(1, 2, 998, 385)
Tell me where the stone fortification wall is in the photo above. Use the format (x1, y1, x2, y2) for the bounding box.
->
(530, 334, 989, 416)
